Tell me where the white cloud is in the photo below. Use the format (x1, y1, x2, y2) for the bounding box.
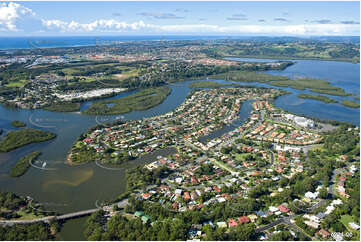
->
(151, 23, 359, 36)
(0, 2, 35, 31)
(40, 18, 360, 36)
(42, 19, 149, 32)
(0, 2, 359, 36)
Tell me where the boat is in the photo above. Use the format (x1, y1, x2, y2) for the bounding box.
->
(42, 162, 47, 168)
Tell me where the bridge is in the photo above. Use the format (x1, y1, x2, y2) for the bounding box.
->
(0, 199, 128, 226)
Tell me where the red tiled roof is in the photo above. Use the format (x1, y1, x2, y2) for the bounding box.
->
(238, 216, 250, 224)
(277, 205, 290, 213)
(228, 218, 238, 227)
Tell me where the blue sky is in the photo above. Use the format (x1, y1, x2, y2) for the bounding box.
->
(0, 1, 359, 36)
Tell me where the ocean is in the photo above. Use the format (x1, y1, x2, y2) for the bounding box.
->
(0, 35, 227, 50)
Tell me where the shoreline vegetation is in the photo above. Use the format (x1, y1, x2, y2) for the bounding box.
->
(0, 128, 56, 152)
(188, 81, 235, 88)
(341, 100, 360, 108)
(9, 151, 41, 177)
(10, 120, 26, 128)
(82, 86, 171, 115)
(297, 94, 338, 104)
(211, 70, 351, 96)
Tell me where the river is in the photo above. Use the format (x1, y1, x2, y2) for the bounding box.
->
(0, 59, 359, 239)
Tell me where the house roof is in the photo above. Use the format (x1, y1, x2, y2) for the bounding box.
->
(238, 216, 251, 224)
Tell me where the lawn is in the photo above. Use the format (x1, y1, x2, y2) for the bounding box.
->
(340, 215, 357, 231)
(16, 210, 43, 220)
(5, 80, 28, 87)
(112, 68, 139, 80)
(235, 153, 249, 161)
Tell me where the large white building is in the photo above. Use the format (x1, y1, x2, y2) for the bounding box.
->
(285, 114, 314, 128)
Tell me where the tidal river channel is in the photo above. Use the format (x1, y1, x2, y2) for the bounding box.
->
(0, 58, 359, 239)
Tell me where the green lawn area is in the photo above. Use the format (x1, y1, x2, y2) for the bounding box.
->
(209, 158, 236, 173)
(112, 68, 140, 80)
(340, 215, 357, 231)
(340, 215, 360, 240)
(15, 210, 43, 220)
(5, 80, 28, 87)
(235, 153, 249, 161)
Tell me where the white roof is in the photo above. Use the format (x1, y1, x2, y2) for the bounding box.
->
(269, 206, 279, 212)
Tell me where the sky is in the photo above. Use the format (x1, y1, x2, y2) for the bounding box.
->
(0, 1, 360, 36)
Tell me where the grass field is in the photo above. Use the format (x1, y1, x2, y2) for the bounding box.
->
(235, 153, 249, 161)
(340, 214, 360, 239)
(112, 68, 139, 80)
(5, 79, 28, 87)
(16, 210, 43, 220)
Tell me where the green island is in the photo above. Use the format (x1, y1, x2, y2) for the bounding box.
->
(211, 70, 351, 96)
(43, 102, 81, 112)
(10, 151, 41, 177)
(10, 120, 26, 128)
(297, 94, 338, 104)
(0, 128, 56, 152)
(82, 86, 171, 115)
(341, 100, 360, 108)
(189, 81, 235, 88)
